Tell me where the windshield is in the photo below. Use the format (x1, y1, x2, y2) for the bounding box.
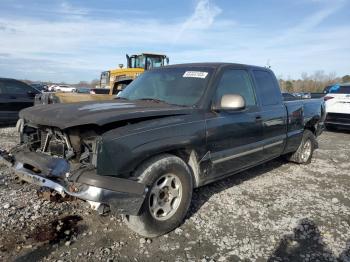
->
(118, 67, 212, 106)
(31, 84, 45, 91)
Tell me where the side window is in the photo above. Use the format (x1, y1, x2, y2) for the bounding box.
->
(252, 70, 281, 106)
(3, 80, 32, 95)
(0, 82, 5, 94)
(215, 69, 256, 107)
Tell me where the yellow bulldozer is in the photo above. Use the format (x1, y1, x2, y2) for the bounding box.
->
(35, 53, 169, 105)
(101, 53, 169, 93)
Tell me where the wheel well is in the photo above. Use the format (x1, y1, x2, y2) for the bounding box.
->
(305, 119, 318, 134)
(165, 149, 191, 161)
(305, 125, 316, 134)
(149, 148, 200, 188)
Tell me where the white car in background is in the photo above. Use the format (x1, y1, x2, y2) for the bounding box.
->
(324, 83, 350, 130)
(47, 85, 57, 91)
(54, 85, 77, 92)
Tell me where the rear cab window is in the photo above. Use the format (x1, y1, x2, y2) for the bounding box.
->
(252, 70, 282, 106)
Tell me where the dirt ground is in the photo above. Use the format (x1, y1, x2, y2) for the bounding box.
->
(0, 127, 349, 262)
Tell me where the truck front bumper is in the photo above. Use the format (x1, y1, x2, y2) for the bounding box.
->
(0, 150, 147, 215)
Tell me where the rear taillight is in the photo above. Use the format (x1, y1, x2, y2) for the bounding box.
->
(324, 96, 334, 101)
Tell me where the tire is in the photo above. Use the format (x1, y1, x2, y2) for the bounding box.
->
(124, 154, 193, 237)
(287, 130, 317, 164)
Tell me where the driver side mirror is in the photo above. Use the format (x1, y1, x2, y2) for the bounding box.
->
(214, 94, 246, 111)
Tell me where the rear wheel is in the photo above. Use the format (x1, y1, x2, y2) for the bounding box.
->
(124, 154, 193, 237)
(286, 130, 316, 164)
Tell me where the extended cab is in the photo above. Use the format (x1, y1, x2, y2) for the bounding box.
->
(0, 63, 325, 237)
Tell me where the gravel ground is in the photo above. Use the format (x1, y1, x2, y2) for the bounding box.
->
(0, 126, 349, 262)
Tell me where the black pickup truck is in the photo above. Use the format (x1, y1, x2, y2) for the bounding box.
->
(0, 63, 325, 237)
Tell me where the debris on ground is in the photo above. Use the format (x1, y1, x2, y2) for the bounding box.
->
(0, 127, 349, 261)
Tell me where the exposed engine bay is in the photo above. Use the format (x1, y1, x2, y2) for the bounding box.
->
(17, 120, 98, 167)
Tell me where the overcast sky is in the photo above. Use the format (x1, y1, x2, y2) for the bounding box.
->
(0, 0, 349, 83)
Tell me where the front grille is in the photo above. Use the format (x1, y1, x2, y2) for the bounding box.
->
(326, 113, 350, 124)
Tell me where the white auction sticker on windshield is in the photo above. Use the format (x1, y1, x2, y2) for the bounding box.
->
(183, 71, 208, 78)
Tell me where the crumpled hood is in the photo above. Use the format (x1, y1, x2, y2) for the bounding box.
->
(20, 100, 192, 129)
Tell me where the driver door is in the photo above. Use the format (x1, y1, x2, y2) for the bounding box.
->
(205, 68, 264, 180)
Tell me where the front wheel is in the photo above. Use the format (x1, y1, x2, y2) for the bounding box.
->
(125, 154, 193, 237)
(286, 129, 317, 164)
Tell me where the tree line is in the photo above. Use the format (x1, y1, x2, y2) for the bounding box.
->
(21, 72, 350, 93)
(279, 71, 350, 93)
(22, 79, 101, 88)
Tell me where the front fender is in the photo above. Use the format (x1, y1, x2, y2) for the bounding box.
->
(96, 118, 206, 177)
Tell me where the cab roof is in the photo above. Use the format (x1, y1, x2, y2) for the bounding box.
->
(164, 62, 269, 71)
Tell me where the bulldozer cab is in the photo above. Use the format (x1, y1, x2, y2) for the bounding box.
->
(100, 53, 169, 91)
(100, 71, 110, 89)
(126, 53, 169, 70)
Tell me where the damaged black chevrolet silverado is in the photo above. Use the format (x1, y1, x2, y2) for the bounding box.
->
(0, 63, 325, 237)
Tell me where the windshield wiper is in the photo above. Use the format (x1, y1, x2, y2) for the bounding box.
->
(135, 98, 187, 107)
(135, 98, 168, 104)
(114, 97, 129, 101)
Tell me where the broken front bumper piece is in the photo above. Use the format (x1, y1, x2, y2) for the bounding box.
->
(0, 150, 147, 215)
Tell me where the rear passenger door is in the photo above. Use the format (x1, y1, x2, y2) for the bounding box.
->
(206, 68, 264, 180)
(252, 70, 287, 159)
